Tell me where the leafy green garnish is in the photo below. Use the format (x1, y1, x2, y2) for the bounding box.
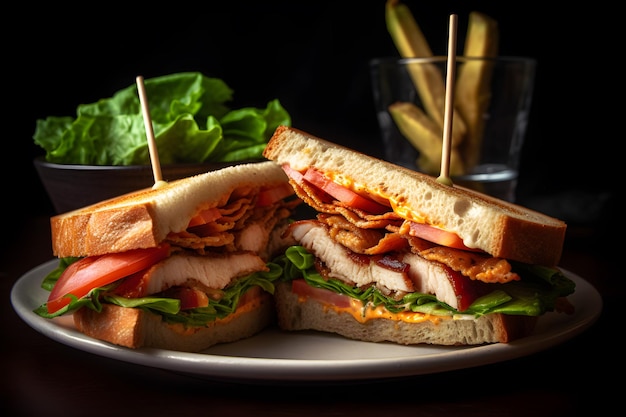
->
(33, 72, 291, 165)
(274, 245, 577, 318)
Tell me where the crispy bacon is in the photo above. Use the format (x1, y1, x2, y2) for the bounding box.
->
(418, 246, 520, 283)
(290, 180, 402, 228)
(167, 232, 235, 252)
(166, 194, 254, 253)
(317, 213, 409, 255)
(166, 190, 299, 256)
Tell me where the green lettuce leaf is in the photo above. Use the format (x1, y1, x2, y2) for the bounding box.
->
(33, 72, 290, 165)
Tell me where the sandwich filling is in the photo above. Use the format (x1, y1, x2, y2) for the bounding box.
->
(34, 181, 300, 328)
(272, 164, 576, 321)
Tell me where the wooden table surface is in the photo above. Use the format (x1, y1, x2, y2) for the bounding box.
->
(1, 215, 619, 417)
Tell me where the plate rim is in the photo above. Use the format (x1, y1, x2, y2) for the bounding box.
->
(11, 259, 603, 383)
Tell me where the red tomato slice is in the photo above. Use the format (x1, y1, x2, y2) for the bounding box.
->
(256, 182, 295, 206)
(408, 222, 477, 250)
(110, 269, 147, 298)
(47, 244, 171, 314)
(238, 286, 262, 306)
(303, 168, 389, 214)
(188, 207, 221, 227)
(291, 279, 352, 308)
(281, 164, 304, 183)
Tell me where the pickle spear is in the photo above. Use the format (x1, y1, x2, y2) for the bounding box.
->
(455, 11, 499, 171)
(389, 102, 465, 176)
(385, 0, 467, 147)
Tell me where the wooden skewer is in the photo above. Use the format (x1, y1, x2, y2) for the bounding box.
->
(136, 75, 166, 188)
(437, 14, 458, 186)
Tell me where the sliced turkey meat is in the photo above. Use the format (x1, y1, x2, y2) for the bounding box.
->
(114, 251, 267, 298)
(288, 220, 495, 311)
(289, 220, 414, 294)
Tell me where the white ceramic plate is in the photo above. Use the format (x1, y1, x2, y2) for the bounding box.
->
(11, 260, 602, 383)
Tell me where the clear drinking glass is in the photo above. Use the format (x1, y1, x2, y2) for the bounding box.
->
(370, 56, 536, 202)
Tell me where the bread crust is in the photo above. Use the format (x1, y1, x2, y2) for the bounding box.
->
(263, 126, 566, 266)
(73, 292, 275, 352)
(273, 282, 538, 345)
(50, 161, 289, 258)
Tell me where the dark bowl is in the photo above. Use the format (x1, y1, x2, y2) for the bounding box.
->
(34, 157, 258, 214)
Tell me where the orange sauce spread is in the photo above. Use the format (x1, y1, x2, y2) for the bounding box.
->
(302, 296, 448, 325)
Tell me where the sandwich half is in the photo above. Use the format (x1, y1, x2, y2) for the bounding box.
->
(263, 126, 576, 345)
(34, 161, 300, 352)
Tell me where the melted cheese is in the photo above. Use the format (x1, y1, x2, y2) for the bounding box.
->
(390, 200, 425, 223)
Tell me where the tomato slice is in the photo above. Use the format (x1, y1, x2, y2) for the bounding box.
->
(408, 222, 478, 250)
(160, 287, 210, 310)
(110, 269, 147, 298)
(281, 164, 305, 183)
(47, 244, 171, 314)
(188, 207, 221, 227)
(302, 168, 389, 214)
(256, 182, 295, 206)
(291, 279, 352, 308)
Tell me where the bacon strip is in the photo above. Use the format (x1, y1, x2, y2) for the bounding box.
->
(418, 246, 520, 283)
(317, 213, 408, 255)
(165, 190, 299, 256)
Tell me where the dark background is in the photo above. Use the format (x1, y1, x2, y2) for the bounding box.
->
(6, 1, 615, 240)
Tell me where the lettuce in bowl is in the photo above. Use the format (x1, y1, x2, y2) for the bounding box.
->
(33, 72, 291, 165)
